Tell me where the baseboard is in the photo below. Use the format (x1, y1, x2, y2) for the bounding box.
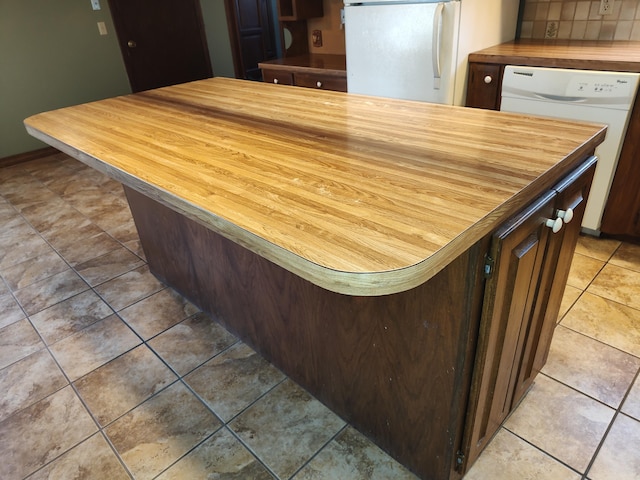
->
(0, 146, 59, 169)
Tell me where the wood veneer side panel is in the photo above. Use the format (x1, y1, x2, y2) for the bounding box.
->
(124, 186, 483, 480)
(600, 92, 640, 239)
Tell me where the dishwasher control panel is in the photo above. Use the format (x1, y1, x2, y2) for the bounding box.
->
(502, 66, 639, 105)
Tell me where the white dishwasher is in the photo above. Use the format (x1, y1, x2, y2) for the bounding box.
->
(500, 65, 640, 235)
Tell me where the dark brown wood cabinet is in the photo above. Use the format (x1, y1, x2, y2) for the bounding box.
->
(466, 63, 504, 110)
(277, 0, 323, 20)
(459, 156, 596, 470)
(260, 54, 347, 92)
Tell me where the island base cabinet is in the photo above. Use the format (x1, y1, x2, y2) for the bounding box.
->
(123, 186, 488, 480)
(121, 156, 596, 479)
(459, 156, 597, 471)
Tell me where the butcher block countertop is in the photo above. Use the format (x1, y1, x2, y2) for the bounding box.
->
(469, 39, 640, 71)
(24, 78, 605, 295)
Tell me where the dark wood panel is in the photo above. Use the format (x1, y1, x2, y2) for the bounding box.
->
(465, 63, 503, 110)
(124, 185, 485, 480)
(601, 92, 640, 240)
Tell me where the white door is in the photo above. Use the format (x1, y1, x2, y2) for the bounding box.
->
(344, 1, 460, 104)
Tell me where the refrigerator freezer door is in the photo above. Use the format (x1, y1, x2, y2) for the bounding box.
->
(345, 1, 459, 104)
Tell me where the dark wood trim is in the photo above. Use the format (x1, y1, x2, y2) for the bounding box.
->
(223, 0, 244, 79)
(0, 146, 58, 169)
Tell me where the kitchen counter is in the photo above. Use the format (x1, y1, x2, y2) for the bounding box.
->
(25, 77, 603, 296)
(24, 78, 605, 479)
(258, 53, 346, 76)
(468, 39, 640, 72)
(467, 39, 640, 241)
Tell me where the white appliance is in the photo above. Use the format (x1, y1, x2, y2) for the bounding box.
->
(500, 65, 640, 235)
(343, 0, 520, 105)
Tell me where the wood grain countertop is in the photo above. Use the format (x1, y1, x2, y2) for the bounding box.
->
(258, 54, 346, 77)
(24, 78, 605, 295)
(469, 39, 640, 72)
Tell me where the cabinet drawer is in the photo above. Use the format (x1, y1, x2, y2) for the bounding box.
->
(295, 72, 347, 92)
(262, 69, 294, 86)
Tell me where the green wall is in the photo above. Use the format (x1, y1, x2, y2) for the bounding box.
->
(0, 0, 131, 158)
(201, 0, 236, 78)
(1, 0, 236, 159)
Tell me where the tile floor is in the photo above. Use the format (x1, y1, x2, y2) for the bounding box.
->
(1, 152, 639, 480)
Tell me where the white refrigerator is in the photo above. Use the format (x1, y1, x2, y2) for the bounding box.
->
(344, 0, 520, 105)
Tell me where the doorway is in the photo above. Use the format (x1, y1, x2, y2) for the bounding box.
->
(225, 0, 280, 80)
(108, 0, 213, 92)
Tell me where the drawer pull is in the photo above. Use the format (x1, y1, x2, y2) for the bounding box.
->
(273, 78, 279, 84)
(316, 81, 323, 88)
(557, 208, 574, 224)
(484, 75, 493, 84)
(545, 217, 563, 233)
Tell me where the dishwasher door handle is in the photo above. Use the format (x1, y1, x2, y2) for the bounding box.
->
(534, 93, 588, 103)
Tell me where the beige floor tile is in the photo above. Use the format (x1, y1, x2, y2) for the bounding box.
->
(504, 375, 614, 473)
(25, 433, 130, 480)
(566, 253, 605, 290)
(588, 414, 640, 480)
(558, 285, 582, 322)
(55, 231, 122, 267)
(0, 318, 45, 370)
(561, 291, 640, 357)
(40, 219, 98, 250)
(230, 379, 346, 479)
(609, 242, 640, 273)
(75, 246, 144, 287)
(574, 234, 621, 262)
(462, 428, 580, 480)
(0, 250, 68, 291)
(588, 263, 640, 311)
(0, 349, 67, 423)
(75, 344, 177, 426)
(50, 314, 141, 381)
(118, 288, 199, 340)
(0, 292, 26, 328)
(155, 428, 274, 480)
(105, 381, 221, 480)
(13, 269, 89, 315)
(185, 342, 285, 422)
(0, 233, 53, 271)
(0, 385, 97, 480)
(29, 290, 113, 345)
(94, 265, 165, 312)
(622, 376, 640, 421)
(294, 426, 418, 480)
(149, 312, 237, 376)
(542, 325, 640, 408)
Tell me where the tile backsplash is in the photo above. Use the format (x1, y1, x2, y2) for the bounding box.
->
(520, 0, 640, 40)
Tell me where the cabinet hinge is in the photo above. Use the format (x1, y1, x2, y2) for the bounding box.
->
(484, 254, 494, 278)
(455, 450, 466, 472)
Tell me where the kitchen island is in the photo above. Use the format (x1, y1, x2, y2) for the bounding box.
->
(25, 78, 605, 479)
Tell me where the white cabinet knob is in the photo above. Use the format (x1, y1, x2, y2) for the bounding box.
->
(273, 78, 279, 84)
(546, 217, 563, 233)
(557, 208, 574, 224)
(484, 75, 493, 84)
(316, 81, 323, 88)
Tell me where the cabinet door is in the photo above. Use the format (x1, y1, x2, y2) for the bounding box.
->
(459, 156, 598, 474)
(512, 156, 597, 403)
(465, 63, 503, 110)
(462, 189, 557, 469)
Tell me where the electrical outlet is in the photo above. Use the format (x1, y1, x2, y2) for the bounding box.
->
(599, 0, 614, 15)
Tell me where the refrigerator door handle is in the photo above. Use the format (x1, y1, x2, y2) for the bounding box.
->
(432, 2, 444, 89)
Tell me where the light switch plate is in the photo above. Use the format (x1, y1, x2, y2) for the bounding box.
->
(91, 0, 101, 11)
(97, 21, 107, 35)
